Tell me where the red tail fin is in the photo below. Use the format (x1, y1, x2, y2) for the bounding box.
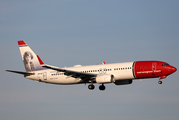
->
(18, 40, 27, 46)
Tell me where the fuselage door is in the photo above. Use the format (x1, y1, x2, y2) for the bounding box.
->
(152, 62, 158, 75)
(152, 62, 157, 71)
(43, 72, 47, 80)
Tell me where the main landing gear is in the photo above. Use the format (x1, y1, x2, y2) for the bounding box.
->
(88, 83, 106, 91)
(99, 84, 105, 91)
(88, 84, 95, 90)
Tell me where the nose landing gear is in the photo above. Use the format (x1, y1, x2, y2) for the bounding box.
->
(158, 76, 167, 84)
(158, 80, 162, 84)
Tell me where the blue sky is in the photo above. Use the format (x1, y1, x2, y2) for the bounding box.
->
(1, 0, 179, 120)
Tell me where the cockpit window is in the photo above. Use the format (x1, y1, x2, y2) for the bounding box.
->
(161, 64, 170, 66)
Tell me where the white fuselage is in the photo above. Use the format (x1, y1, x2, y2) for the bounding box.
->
(26, 62, 135, 84)
(7, 41, 177, 91)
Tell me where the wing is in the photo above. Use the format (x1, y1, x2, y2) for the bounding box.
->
(37, 55, 97, 82)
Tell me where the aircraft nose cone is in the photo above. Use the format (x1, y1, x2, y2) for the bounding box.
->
(174, 67, 177, 72)
(171, 66, 177, 73)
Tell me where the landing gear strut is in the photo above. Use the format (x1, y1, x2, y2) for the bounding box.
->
(99, 84, 105, 91)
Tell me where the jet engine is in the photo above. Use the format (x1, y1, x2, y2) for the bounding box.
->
(96, 74, 115, 84)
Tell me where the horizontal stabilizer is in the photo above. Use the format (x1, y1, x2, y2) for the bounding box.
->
(6, 70, 35, 75)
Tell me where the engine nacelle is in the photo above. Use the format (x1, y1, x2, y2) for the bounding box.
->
(96, 74, 115, 84)
(114, 80, 133, 85)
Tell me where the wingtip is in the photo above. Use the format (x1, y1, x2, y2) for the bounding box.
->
(18, 40, 27, 46)
(37, 55, 45, 65)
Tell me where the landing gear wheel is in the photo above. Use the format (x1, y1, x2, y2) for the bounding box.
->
(88, 85, 95, 90)
(99, 84, 106, 91)
(158, 81, 162, 84)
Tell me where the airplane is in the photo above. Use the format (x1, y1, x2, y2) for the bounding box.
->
(6, 41, 177, 91)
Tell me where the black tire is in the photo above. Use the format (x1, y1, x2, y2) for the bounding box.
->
(158, 81, 162, 84)
(99, 85, 106, 91)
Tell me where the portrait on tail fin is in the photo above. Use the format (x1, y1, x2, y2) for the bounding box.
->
(23, 51, 35, 72)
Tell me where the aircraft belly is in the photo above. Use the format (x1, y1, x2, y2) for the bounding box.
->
(48, 75, 81, 84)
(62, 77, 81, 84)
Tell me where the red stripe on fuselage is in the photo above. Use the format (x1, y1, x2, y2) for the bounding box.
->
(133, 61, 173, 79)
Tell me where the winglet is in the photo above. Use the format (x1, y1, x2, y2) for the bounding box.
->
(18, 40, 27, 46)
(37, 55, 45, 65)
